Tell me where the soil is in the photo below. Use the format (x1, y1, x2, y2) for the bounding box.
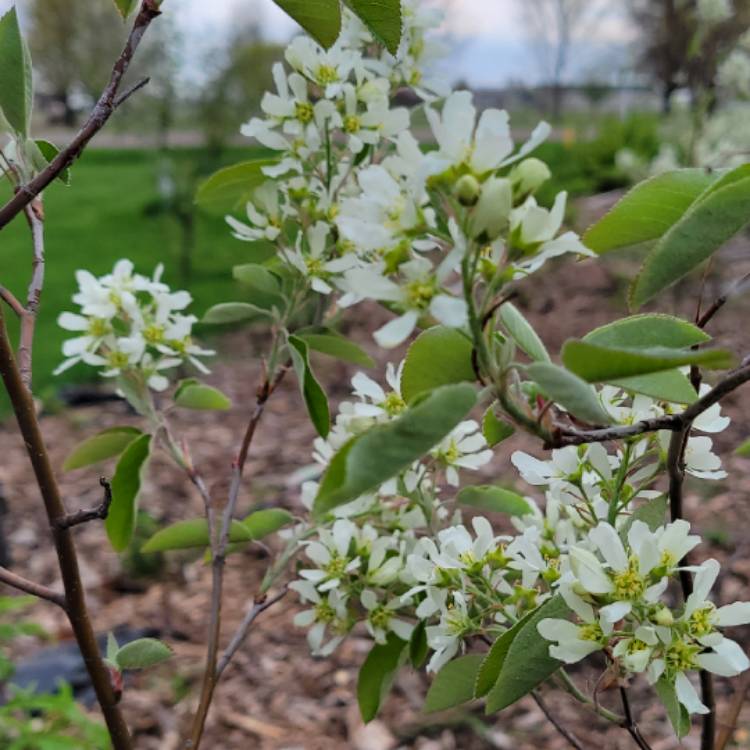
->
(3, 193, 750, 750)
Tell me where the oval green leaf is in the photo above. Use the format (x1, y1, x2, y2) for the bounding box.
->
(631, 169, 750, 307)
(401, 326, 475, 403)
(344, 0, 403, 54)
(457, 486, 531, 517)
(527, 361, 613, 425)
(561, 340, 734, 382)
(115, 638, 173, 671)
(106, 434, 152, 552)
(357, 633, 407, 722)
(174, 383, 232, 411)
(424, 654, 483, 713)
(141, 518, 254, 553)
(242, 508, 293, 540)
(583, 169, 719, 254)
(482, 406, 515, 447)
(498, 302, 549, 362)
(313, 383, 477, 518)
(583, 314, 710, 350)
(195, 159, 278, 215)
(289, 335, 330, 438)
(272, 0, 342, 48)
(0, 7, 32, 137)
(63, 426, 142, 472)
(295, 329, 375, 368)
(202, 302, 272, 325)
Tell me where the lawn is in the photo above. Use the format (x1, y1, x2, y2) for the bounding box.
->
(0, 147, 266, 409)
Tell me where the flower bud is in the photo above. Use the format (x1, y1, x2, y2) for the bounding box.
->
(454, 174, 481, 206)
(470, 176, 512, 240)
(654, 607, 674, 626)
(512, 158, 551, 195)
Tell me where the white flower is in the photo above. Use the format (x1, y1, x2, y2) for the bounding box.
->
(285, 36, 359, 98)
(286, 221, 357, 294)
(339, 84, 409, 153)
(298, 519, 364, 591)
(290, 580, 350, 656)
(424, 91, 550, 177)
(226, 182, 284, 242)
(431, 420, 493, 486)
(426, 591, 472, 671)
(360, 589, 413, 644)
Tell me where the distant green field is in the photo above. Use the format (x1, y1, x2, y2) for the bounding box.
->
(0, 147, 266, 409)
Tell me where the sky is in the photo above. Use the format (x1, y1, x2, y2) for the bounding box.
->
(1, 0, 638, 88)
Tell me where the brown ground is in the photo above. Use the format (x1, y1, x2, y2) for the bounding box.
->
(3, 194, 750, 750)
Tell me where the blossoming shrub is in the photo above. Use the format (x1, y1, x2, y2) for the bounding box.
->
(27, 0, 750, 745)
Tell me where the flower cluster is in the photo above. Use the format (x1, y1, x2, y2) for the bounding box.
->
(290, 362, 747, 717)
(55, 260, 213, 391)
(229, 3, 592, 348)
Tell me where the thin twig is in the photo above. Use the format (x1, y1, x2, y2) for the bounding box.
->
(0, 1, 161, 231)
(216, 588, 288, 678)
(715, 670, 750, 750)
(619, 687, 653, 750)
(113, 76, 150, 108)
(697, 269, 750, 330)
(0, 305, 132, 748)
(186, 363, 289, 749)
(549, 361, 750, 447)
(55, 478, 113, 530)
(667, 426, 715, 750)
(532, 690, 584, 750)
(0, 286, 24, 317)
(0, 566, 66, 608)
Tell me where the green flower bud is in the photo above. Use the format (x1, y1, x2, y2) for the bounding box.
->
(512, 157, 551, 195)
(654, 607, 675, 626)
(454, 174, 481, 206)
(470, 176, 512, 241)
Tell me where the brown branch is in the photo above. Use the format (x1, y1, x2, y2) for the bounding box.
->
(697, 269, 750, 330)
(619, 687, 653, 750)
(715, 671, 750, 750)
(55, 478, 113, 530)
(113, 76, 150, 108)
(0, 1, 161, 231)
(0, 305, 132, 748)
(186, 363, 289, 749)
(0, 566, 66, 608)
(667, 426, 715, 750)
(532, 690, 584, 750)
(0, 285, 24, 317)
(548, 361, 750, 447)
(216, 587, 288, 678)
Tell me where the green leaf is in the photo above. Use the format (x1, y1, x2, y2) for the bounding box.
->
(232, 263, 284, 312)
(583, 169, 719, 254)
(296, 329, 375, 368)
(610, 371, 698, 405)
(243, 508, 293, 540)
(106, 434, 152, 552)
(195, 160, 278, 215)
(289, 335, 330, 438)
(409, 621, 428, 668)
(583, 314, 710, 350)
(313, 383, 477, 518)
(112, 0, 139, 18)
(498, 303, 549, 362)
(32, 140, 70, 185)
(631, 169, 750, 307)
(561, 340, 734, 383)
(736, 438, 750, 456)
(474, 606, 540, 698)
(401, 326, 475, 403)
(357, 633, 407, 722)
(484, 595, 569, 714)
(271, 0, 342, 48)
(620, 496, 668, 541)
(174, 383, 231, 411)
(343, 0, 403, 54)
(141, 518, 254, 553)
(115, 638, 173, 671)
(581, 314, 708, 403)
(457, 485, 531, 517)
(655, 677, 691, 739)
(424, 654, 483, 713)
(527, 362, 613, 425)
(63, 427, 142, 471)
(202, 302, 272, 325)
(0, 7, 32, 137)
(106, 633, 119, 664)
(482, 407, 514, 447)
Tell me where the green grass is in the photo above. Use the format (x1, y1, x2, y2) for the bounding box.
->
(0, 147, 265, 408)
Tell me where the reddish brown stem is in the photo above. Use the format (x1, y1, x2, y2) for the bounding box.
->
(0, 305, 132, 748)
(0, 566, 66, 608)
